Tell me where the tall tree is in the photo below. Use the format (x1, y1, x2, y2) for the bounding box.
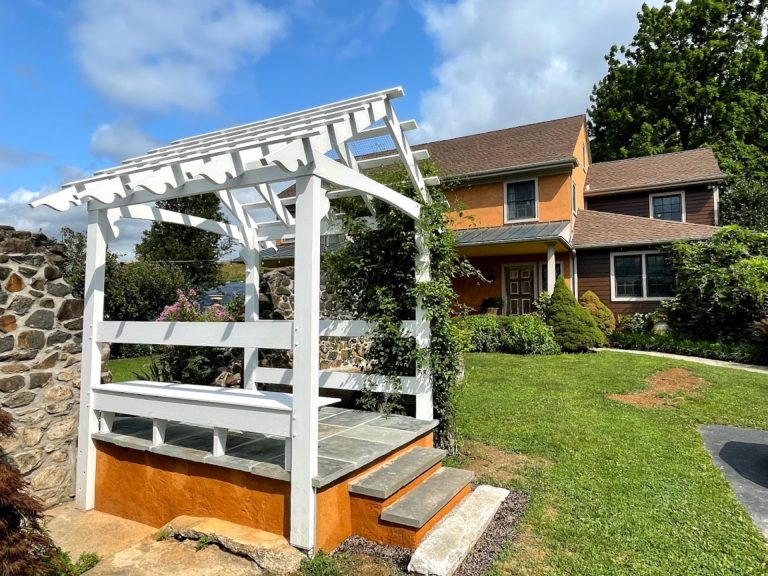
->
(589, 0, 768, 178)
(135, 194, 234, 289)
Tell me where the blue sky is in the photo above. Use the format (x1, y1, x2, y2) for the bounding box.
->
(0, 0, 658, 252)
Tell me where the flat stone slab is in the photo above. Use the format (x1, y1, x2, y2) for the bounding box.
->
(381, 467, 474, 529)
(408, 485, 509, 576)
(163, 515, 302, 576)
(47, 502, 155, 561)
(700, 425, 768, 537)
(350, 447, 446, 499)
(87, 538, 263, 576)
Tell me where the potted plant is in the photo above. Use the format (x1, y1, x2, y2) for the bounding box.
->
(481, 297, 503, 315)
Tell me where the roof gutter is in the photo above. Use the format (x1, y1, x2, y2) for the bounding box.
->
(453, 157, 577, 182)
(459, 233, 574, 250)
(572, 235, 714, 250)
(585, 175, 726, 197)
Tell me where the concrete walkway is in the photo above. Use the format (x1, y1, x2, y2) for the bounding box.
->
(598, 348, 768, 376)
(700, 425, 768, 538)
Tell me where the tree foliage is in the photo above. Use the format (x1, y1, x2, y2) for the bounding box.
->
(664, 225, 768, 340)
(324, 164, 475, 452)
(546, 277, 605, 352)
(60, 228, 186, 322)
(589, 0, 768, 178)
(135, 194, 234, 289)
(720, 176, 768, 230)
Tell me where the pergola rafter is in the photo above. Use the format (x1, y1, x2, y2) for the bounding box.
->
(30, 87, 436, 552)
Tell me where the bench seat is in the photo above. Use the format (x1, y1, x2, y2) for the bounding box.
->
(92, 380, 340, 440)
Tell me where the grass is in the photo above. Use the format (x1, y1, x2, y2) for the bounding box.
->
(455, 351, 768, 575)
(108, 356, 155, 382)
(219, 261, 245, 283)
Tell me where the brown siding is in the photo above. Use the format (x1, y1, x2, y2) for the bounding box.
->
(576, 248, 659, 316)
(585, 185, 716, 225)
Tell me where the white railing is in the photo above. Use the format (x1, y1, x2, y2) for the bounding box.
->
(97, 320, 294, 349)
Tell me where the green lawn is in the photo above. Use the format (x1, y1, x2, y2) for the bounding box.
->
(108, 356, 155, 382)
(456, 351, 768, 575)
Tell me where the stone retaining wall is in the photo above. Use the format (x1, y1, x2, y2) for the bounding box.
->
(258, 266, 369, 371)
(0, 227, 85, 507)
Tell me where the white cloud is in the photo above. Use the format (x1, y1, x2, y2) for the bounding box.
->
(91, 120, 160, 163)
(417, 0, 664, 141)
(0, 145, 49, 172)
(71, 0, 287, 112)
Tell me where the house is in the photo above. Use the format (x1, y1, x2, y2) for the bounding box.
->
(263, 115, 724, 316)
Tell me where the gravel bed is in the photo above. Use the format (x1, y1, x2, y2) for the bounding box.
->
(454, 490, 529, 576)
(334, 490, 528, 576)
(335, 535, 411, 574)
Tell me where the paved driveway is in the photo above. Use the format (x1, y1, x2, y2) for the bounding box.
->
(700, 425, 768, 538)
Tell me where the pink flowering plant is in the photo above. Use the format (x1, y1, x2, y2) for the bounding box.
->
(138, 289, 240, 385)
(157, 289, 234, 322)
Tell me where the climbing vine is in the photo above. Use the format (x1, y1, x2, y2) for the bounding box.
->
(324, 163, 475, 453)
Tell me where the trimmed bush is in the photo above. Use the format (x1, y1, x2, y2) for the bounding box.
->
(546, 277, 605, 352)
(611, 331, 768, 366)
(498, 315, 561, 355)
(452, 314, 560, 355)
(579, 290, 616, 338)
(452, 314, 502, 352)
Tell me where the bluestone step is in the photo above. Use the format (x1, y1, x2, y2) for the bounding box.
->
(349, 447, 447, 499)
(380, 467, 474, 529)
(408, 485, 509, 576)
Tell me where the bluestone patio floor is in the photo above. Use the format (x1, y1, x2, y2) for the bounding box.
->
(93, 407, 437, 488)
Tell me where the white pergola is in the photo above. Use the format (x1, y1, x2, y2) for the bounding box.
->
(31, 87, 436, 551)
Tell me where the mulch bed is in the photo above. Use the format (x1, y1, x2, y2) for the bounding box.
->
(334, 490, 529, 576)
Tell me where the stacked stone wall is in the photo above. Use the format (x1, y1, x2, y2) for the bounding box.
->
(258, 266, 369, 371)
(0, 226, 83, 507)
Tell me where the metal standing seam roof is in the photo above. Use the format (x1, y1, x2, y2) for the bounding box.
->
(455, 221, 571, 247)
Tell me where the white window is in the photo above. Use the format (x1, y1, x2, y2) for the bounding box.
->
(582, 141, 588, 173)
(571, 181, 577, 215)
(504, 178, 538, 222)
(610, 250, 675, 301)
(649, 192, 685, 222)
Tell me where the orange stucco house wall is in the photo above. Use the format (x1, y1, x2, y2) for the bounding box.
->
(446, 123, 589, 313)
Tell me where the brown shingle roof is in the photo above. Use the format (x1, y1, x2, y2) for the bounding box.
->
(572, 209, 717, 249)
(585, 148, 724, 195)
(416, 115, 584, 178)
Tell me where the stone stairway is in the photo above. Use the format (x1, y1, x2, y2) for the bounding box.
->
(346, 445, 509, 575)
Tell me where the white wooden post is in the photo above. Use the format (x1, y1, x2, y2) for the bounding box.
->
(75, 208, 108, 510)
(546, 242, 557, 294)
(414, 231, 433, 420)
(290, 175, 326, 551)
(242, 239, 260, 389)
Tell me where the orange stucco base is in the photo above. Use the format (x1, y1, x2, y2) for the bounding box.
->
(95, 441, 291, 536)
(94, 431, 445, 552)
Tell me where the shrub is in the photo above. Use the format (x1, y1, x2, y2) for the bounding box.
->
(452, 314, 503, 352)
(497, 315, 561, 355)
(664, 226, 768, 342)
(0, 409, 58, 576)
(611, 331, 768, 366)
(545, 277, 605, 352)
(579, 290, 615, 338)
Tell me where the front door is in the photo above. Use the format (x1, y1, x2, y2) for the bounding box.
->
(506, 265, 535, 315)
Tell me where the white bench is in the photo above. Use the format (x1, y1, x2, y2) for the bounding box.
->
(92, 380, 340, 470)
